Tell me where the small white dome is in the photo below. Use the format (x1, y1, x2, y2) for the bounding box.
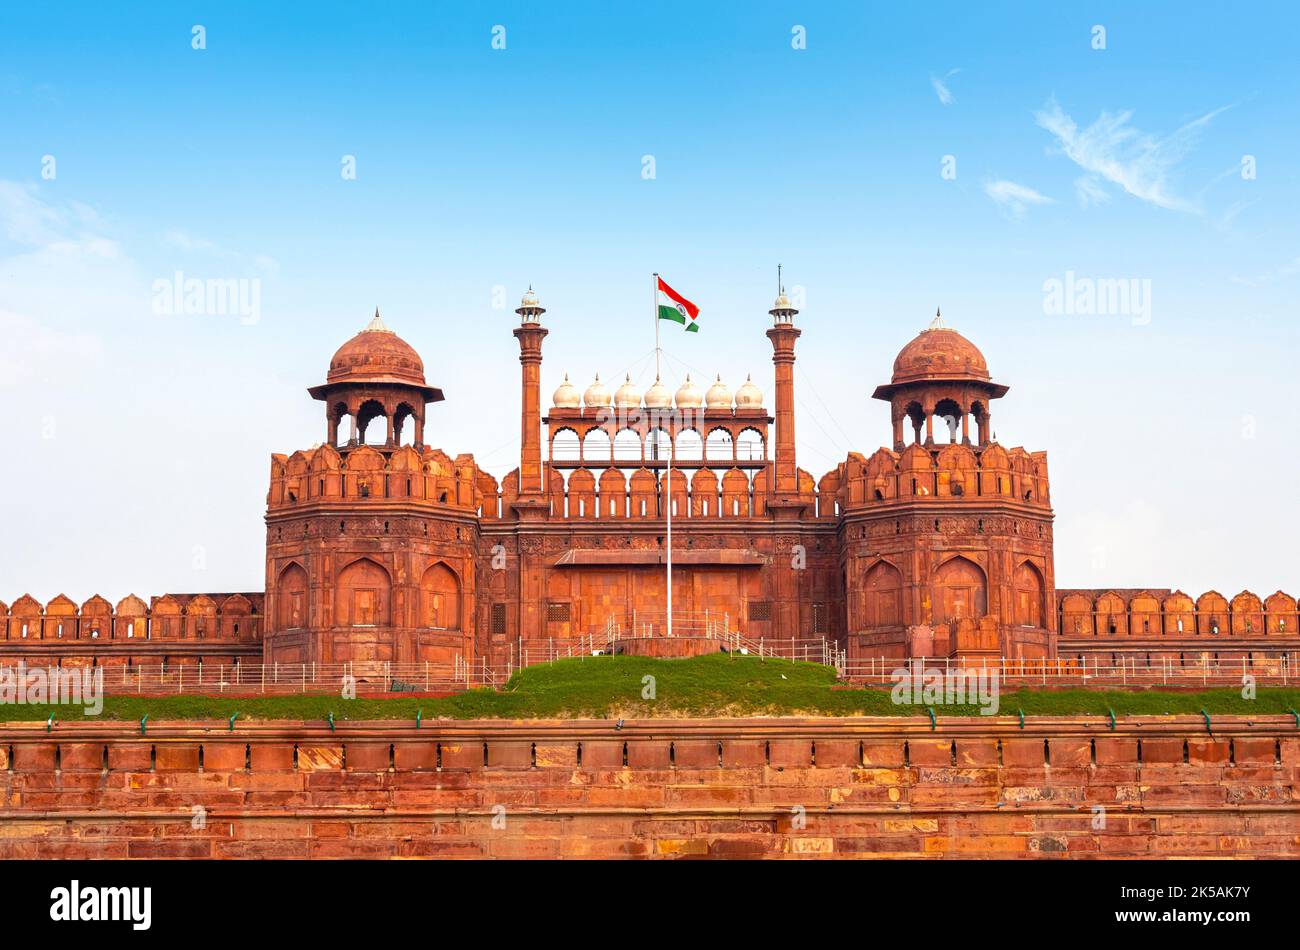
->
(583, 373, 610, 409)
(520, 288, 541, 309)
(644, 376, 671, 409)
(674, 374, 703, 408)
(552, 373, 580, 409)
(735, 374, 763, 408)
(614, 373, 642, 409)
(705, 374, 732, 410)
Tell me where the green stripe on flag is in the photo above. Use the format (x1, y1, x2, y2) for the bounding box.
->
(658, 304, 686, 324)
(685, 322, 699, 332)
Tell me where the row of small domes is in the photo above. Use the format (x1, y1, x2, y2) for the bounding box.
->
(553, 373, 763, 410)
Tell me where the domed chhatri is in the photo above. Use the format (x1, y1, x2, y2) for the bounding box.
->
(643, 376, 672, 409)
(614, 374, 642, 410)
(674, 374, 703, 409)
(890, 310, 989, 385)
(735, 374, 763, 409)
(327, 308, 427, 385)
(705, 374, 732, 410)
(552, 373, 580, 410)
(583, 373, 611, 409)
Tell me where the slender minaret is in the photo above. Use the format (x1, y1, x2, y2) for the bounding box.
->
(766, 275, 801, 500)
(514, 287, 548, 505)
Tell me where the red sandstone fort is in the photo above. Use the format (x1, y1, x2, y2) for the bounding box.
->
(3, 290, 1296, 673)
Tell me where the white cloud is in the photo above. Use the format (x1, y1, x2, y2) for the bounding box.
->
(1035, 98, 1227, 213)
(930, 68, 960, 106)
(1074, 175, 1111, 208)
(983, 179, 1054, 219)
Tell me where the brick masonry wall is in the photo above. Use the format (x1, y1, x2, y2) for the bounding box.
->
(0, 716, 1296, 859)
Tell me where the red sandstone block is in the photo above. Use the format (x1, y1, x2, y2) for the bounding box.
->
(1047, 739, 1091, 768)
(768, 739, 812, 768)
(127, 840, 212, 859)
(58, 743, 105, 771)
(1000, 739, 1046, 768)
(390, 741, 436, 770)
(836, 835, 924, 856)
(487, 741, 532, 770)
(579, 740, 624, 770)
(721, 739, 766, 767)
(1281, 738, 1300, 766)
(586, 786, 665, 808)
(1095, 738, 1138, 765)
(813, 739, 859, 767)
(12, 744, 56, 771)
(1140, 784, 1226, 806)
(154, 744, 200, 771)
(860, 741, 905, 767)
(439, 741, 484, 771)
(908, 739, 955, 767)
(672, 739, 719, 769)
(217, 839, 312, 859)
(107, 744, 154, 771)
(628, 741, 672, 769)
(202, 743, 246, 771)
(297, 744, 343, 771)
(1188, 738, 1231, 764)
(533, 742, 577, 768)
(400, 839, 486, 858)
(1233, 738, 1278, 765)
(955, 739, 1000, 767)
(489, 838, 561, 859)
(1140, 738, 1184, 764)
(251, 743, 295, 771)
(345, 741, 391, 771)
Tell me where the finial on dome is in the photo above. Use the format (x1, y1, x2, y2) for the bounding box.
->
(516, 285, 545, 323)
(928, 307, 945, 330)
(365, 308, 392, 333)
(769, 273, 798, 324)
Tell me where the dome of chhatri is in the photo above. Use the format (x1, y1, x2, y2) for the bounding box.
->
(327, 309, 426, 385)
(614, 374, 642, 410)
(734, 374, 763, 408)
(705, 374, 732, 410)
(890, 311, 989, 385)
(552, 373, 580, 410)
(583, 373, 611, 409)
(674, 374, 703, 409)
(643, 376, 671, 409)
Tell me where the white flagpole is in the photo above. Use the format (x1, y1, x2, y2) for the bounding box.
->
(653, 272, 672, 639)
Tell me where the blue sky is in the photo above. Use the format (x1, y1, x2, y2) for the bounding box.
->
(1, 1, 1297, 602)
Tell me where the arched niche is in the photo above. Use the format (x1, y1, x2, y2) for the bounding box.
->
(932, 556, 987, 625)
(420, 562, 461, 630)
(335, 557, 392, 627)
(276, 562, 309, 631)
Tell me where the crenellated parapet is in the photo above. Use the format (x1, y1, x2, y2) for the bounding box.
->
(0, 592, 263, 661)
(833, 442, 1051, 511)
(1058, 588, 1298, 641)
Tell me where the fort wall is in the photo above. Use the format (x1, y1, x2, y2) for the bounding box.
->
(1, 715, 1296, 859)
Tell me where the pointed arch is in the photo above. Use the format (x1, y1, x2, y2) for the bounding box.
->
(932, 555, 987, 624)
(420, 561, 461, 630)
(1012, 561, 1045, 628)
(861, 558, 904, 629)
(336, 557, 392, 627)
(276, 561, 309, 631)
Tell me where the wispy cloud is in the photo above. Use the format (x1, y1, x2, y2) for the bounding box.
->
(930, 68, 960, 106)
(984, 179, 1054, 219)
(1035, 98, 1228, 213)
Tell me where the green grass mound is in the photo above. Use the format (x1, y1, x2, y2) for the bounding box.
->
(7, 657, 1300, 722)
(2, 654, 1298, 722)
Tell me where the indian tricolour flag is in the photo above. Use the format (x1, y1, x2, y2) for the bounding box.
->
(657, 276, 700, 333)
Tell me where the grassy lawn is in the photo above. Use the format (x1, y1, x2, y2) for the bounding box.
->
(2, 655, 1299, 723)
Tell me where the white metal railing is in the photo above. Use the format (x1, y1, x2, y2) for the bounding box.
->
(841, 652, 1299, 686)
